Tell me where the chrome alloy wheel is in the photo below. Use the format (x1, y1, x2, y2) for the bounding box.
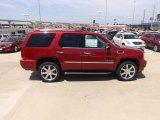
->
(120, 64, 136, 80)
(40, 65, 58, 81)
(153, 45, 158, 52)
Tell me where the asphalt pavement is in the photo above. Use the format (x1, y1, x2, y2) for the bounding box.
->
(0, 49, 160, 120)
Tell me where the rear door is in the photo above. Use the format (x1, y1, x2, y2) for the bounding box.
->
(56, 33, 84, 71)
(149, 34, 156, 47)
(146, 34, 154, 47)
(81, 34, 115, 71)
(142, 34, 150, 47)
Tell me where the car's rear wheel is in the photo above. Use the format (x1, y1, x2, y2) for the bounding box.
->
(116, 61, 138, 81)
(14, 46, 18, 52)
(153, 44, 159, 52)
(39, 62, 61, 82)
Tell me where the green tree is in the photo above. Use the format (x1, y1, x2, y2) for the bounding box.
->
(156, 14, 160, 21)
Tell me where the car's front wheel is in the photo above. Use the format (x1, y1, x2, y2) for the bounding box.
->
(116, 61, 138, 81)
(39, 62, 61, 82)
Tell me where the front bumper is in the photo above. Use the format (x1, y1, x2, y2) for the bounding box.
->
(139, 59, 147, 72)
(126, 45, 145, 51)
(0, 47, 14, 52)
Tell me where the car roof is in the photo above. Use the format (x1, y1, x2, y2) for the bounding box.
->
(118, 32, 135, 35)
(32, 29, 101, 35)
(141, 31, 159, 34)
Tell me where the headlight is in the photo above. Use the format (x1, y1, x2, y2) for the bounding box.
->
(143, 42, 146, 46)
(5, 44, 12, 48)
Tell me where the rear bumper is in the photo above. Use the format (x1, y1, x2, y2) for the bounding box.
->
(20, 59, 37, 71)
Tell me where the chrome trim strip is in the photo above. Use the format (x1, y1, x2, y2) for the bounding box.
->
(64, 61, 114, 64)
(62, 47, 105, 50)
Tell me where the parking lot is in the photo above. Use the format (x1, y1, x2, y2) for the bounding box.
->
(0, 49, 160, 120)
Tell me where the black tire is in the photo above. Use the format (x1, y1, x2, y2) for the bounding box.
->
(116, 61, 138, 81)
(14, 46, 18, 52)
(38, 62, 61, 82)
(153, 44, 159, 52)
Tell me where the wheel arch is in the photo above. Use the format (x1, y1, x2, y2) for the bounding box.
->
(36, 57, 62, 71)
(116, 58, 139, 71)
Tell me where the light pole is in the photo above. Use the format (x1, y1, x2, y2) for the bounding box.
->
(128, 17, 133, 30)
(38, 0, 42, 23)
(0, 23, 2, 34)
(97, 11, 103, 30)
(105, 0, 108, 25)
(132, 0, 136, 25)
(23, 14, 30, 32)
(0, 23, 3, 34)
(151, 5, 155, 30)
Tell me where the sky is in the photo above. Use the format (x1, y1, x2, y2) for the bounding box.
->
(0, 0, 159, 24)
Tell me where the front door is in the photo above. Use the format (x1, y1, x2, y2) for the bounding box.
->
(82, 34, 115, 71)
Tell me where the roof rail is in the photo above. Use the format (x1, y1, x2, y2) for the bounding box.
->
(33, 29, 84, 32)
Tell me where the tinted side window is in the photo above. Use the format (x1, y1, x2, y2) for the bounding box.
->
(117, 34, 122, 38)
(116, 34, 121, 38)
(13, 38, 18, 41)
(119, 34, 123, 38)
(145, 34, 153, 38)
(155, 35, 160, 39)
(26, 33, 55, 47)
(59, 34, 84, 48)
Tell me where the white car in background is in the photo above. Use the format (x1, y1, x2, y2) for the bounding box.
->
(0, 34, 8, 41)
(113, 32, 145, 50)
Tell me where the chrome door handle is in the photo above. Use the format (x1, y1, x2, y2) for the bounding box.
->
(56, 51, 64, 55)
(84, 52, 92, 55)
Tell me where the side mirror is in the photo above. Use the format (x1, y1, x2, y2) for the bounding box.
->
(105, 43, 111, 50)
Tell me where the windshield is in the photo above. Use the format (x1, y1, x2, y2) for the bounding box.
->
(1, 37, 13, 42)
(124, 34, 139, 39)
(156, 35, 160, 39)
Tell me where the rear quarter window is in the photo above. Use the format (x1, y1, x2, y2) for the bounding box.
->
(26, 33, 55, 47)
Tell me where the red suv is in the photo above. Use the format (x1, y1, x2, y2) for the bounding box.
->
(20, 30, 147, 82)
(141, 33, 160, 52)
